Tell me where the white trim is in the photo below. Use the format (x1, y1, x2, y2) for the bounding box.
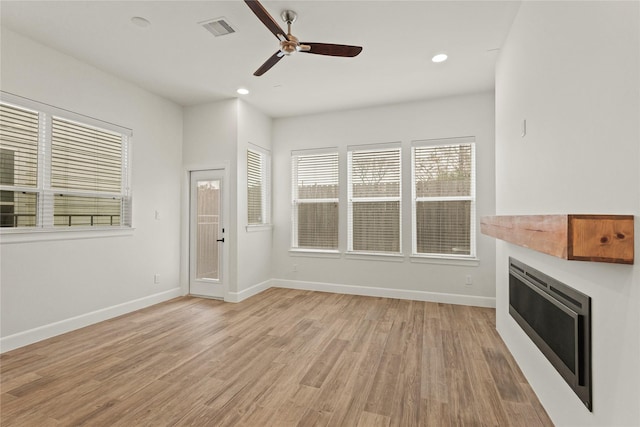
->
(247, 142, 270, 155)
(289, 249, 342, 258)
(0, 279, 496, 354)
(0, 91, 132, 136)
(411, 135, 476, 148)
(411, 140, 477, 258)
(247, 147, 271, 226)
(294, 198, 338, 204)
(0, 227, 135, 244)
(188, 169, 227, 299)
(347, 145, 402, 253)
(346, 141, 402, 152)
(180, 162, 231, 297)
(415, 195, 473, 202)
(0, 287, 183, 353)
(345, 252, 405, 262)
(181, 163, 230, 299)
(0, 93, 133, 233)
(245, 224, 273, 233)
(272, 279, 495, 308)
(349, 196, 400, 203)
(225, 279, 272, 303)
(291, 146, 339, 156)
(410, 255, 480, 266)
(0, 185, 39, 193)
(290, 150, 339, 250)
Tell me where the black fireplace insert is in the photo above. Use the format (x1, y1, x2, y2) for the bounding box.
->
(509, 257, 592, 410)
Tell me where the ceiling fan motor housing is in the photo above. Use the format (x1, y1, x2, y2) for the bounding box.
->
(281, 34, 298, 55)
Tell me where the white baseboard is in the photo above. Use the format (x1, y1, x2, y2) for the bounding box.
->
(1, 280, 494, 353)
(225, 279, 272, 303)
(0, 287, 183, 353)
(272, 279, 496, 308)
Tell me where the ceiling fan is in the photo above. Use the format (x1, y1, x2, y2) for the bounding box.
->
(244, 0, 363, 76)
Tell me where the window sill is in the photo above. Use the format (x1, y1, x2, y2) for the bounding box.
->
(410, 255, 480, 266)
(289, 249, 341, 258)
(245, 224, 273, 233)
(345, 252, 405, 262)
(0, 227, 135, 244)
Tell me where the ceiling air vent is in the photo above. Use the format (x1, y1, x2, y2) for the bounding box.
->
(200, 17, 236, 37)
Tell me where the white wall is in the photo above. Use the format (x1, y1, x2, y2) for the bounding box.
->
(0, 27, 273, 348)
(182, 99, 238, 295)
(236, 101, 273, 297)
(0, 28, 184, 347)
(495, 2, 639, 425)
(182, 99, 273, 300)
(271, 93, 496, 305)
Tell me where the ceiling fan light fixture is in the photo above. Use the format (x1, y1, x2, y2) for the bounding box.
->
(432, 53, 448, 63)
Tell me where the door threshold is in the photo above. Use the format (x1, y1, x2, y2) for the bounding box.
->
(189, 293, 225, 301)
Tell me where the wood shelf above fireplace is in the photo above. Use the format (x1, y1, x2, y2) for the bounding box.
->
(481, 215, 634, 264)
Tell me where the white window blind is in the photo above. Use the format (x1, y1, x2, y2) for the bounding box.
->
(51, 117, 122, 193)
(348, 145, 401, 253)
(0, 94, 132, 230)
(247, 147, 270, 225)
(412, 138, 475, 257)
(0, 103, 39, 227)
(291, 150, 338, 249)
(51, 117, 126, 227)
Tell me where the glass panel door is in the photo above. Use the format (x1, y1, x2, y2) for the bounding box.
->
(189, 169, 225, 298)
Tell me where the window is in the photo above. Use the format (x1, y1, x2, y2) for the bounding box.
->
(0, 103, 39, 228)
(291, 149, 338, 250)
(247, 147, 270, 225)
(412, 138, 475, 258)
(348, 144, 401, 253)
(0, 94, 132, 231)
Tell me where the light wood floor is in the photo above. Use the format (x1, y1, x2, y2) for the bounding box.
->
(1, 288, 553, 426)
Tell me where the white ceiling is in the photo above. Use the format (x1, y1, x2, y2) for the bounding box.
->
(0, 0, 521, 118)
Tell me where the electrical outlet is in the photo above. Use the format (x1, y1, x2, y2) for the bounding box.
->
(465, 275, 472, 286)
(154, 274, 161, 284)
(292, 264, 298, 272)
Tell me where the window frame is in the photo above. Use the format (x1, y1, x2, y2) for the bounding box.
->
(411, 137, 477, 260)
(347, 143, 402, 255)
(291, 148, 339, 252)
(246, 145, 271, 228)
(0, 91, 133, 240)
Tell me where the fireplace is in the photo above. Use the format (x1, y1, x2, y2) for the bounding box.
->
(509, 257, 592, 410)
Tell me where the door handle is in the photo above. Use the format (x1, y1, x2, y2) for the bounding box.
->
(217, 238, 225, 243)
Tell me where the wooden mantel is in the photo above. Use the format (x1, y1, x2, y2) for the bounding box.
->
(481, 215, 634, 264)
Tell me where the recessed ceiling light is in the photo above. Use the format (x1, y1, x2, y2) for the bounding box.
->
(237, 88, 249, 95)
(131, 17, 151, 28)
(432, 53, 448, 63)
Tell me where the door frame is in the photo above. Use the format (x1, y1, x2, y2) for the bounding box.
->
(181, 163, 230, 300)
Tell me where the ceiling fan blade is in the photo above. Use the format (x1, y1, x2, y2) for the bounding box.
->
(244, 0, 287, 41)
(254, 51, 285, 76)
(299, 43, 363, 57)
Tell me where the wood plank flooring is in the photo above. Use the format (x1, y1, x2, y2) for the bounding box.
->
(0, 288, 553, 426)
